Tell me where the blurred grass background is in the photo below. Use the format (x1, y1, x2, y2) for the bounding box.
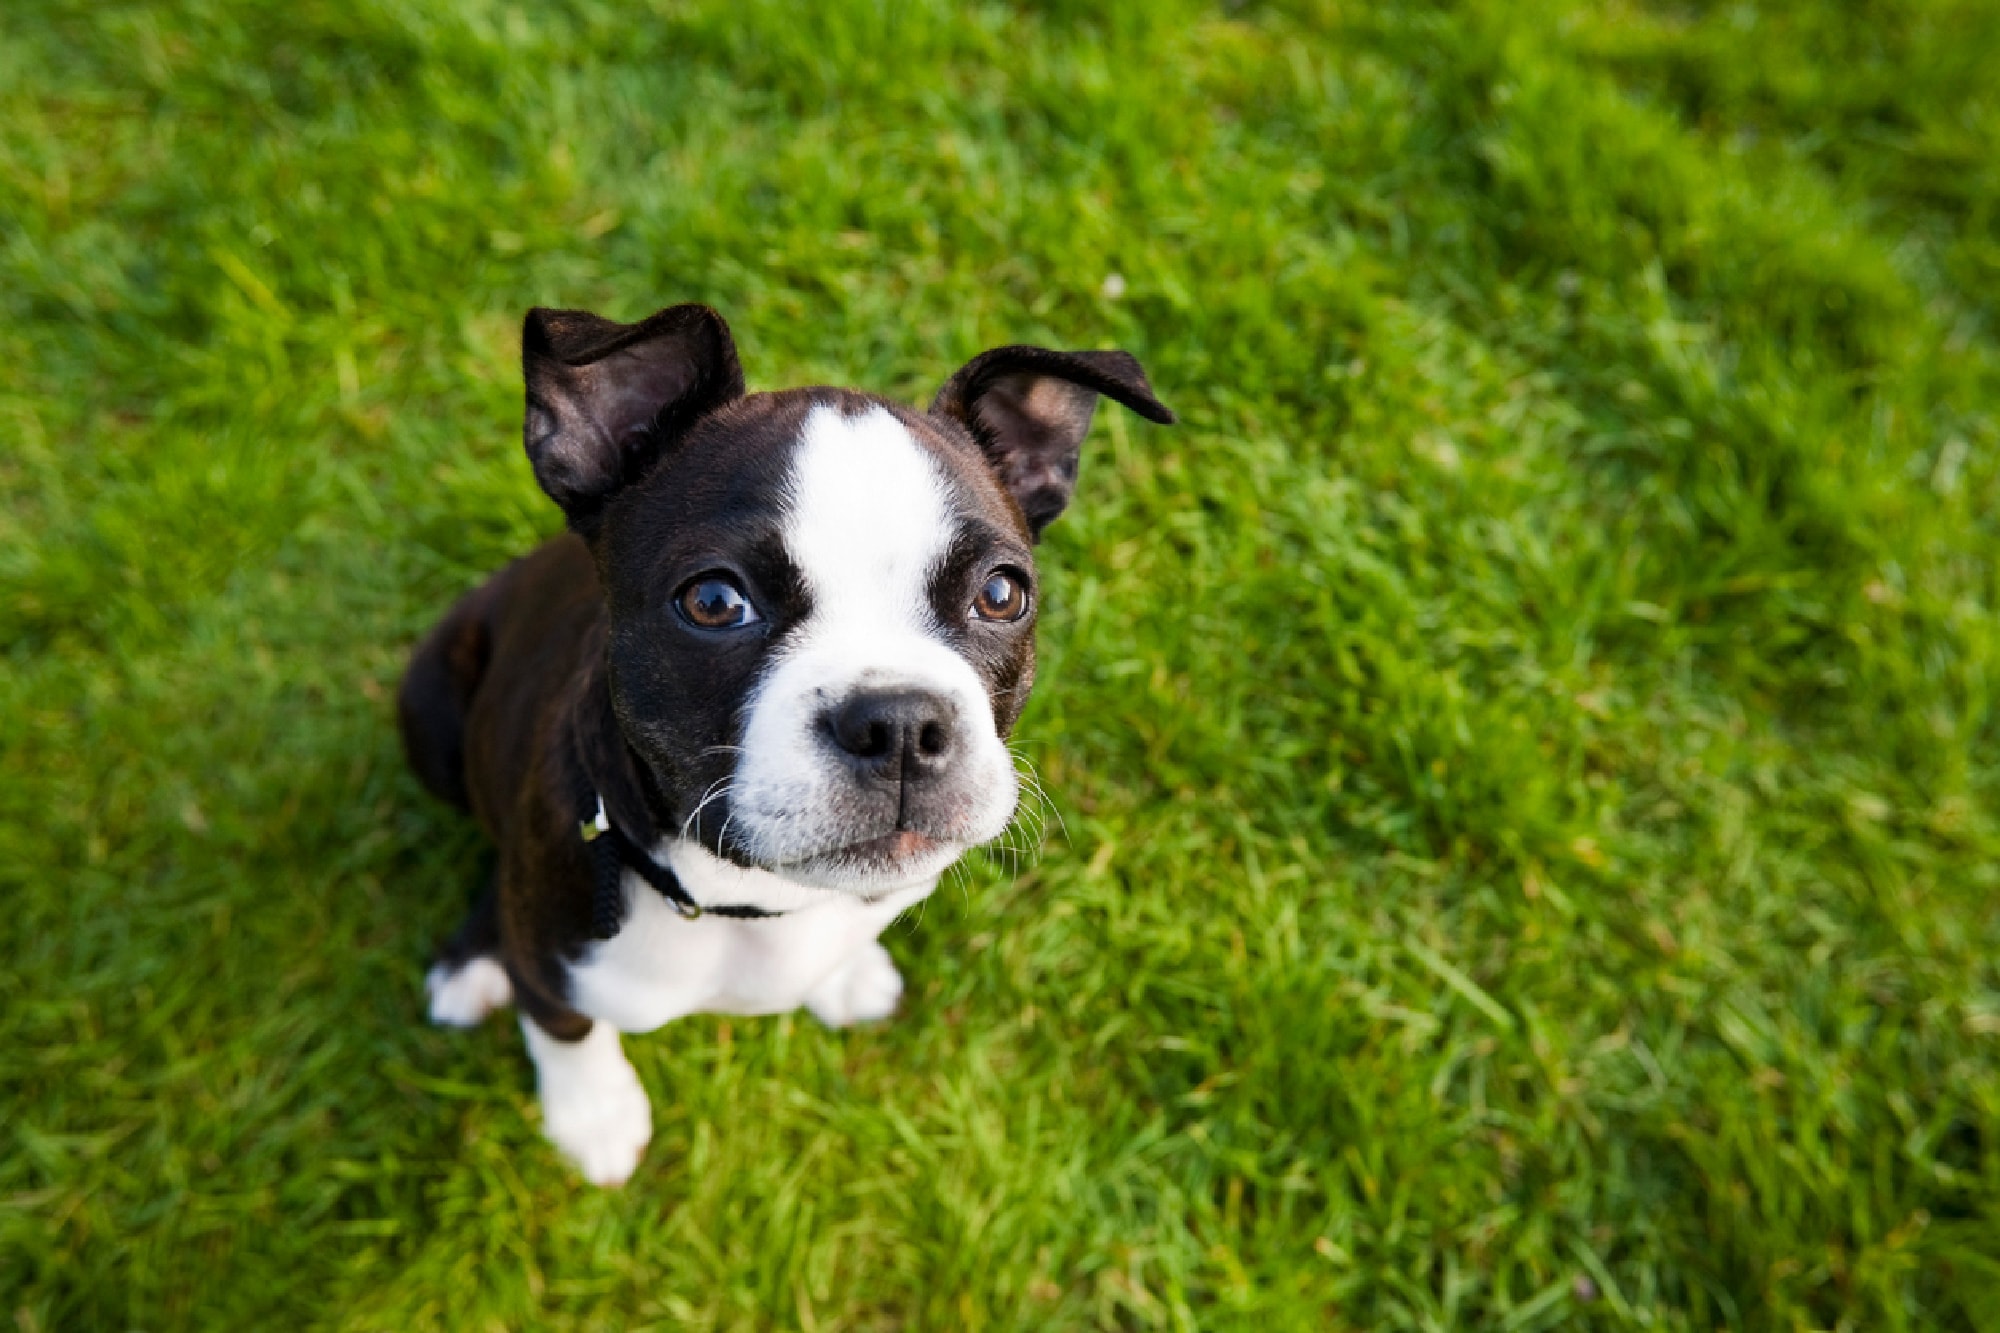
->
(4, 0, 1999, 1328)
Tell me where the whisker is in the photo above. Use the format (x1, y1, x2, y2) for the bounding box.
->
(999, 784, 1050, 860)
(1005, 746, 1069, 846)
(678, 776, 735, 842)
(1014, 799, 1048, 842)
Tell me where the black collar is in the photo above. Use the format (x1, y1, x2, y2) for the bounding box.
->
(579, 794, 782, 936)
(566, 671, 783, 938)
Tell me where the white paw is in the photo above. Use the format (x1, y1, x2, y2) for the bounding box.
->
(523, 1020, 653, 1187)
(426, 957, 514, 1027)
(541, 1061, 652, 1187)
(807, 941, 905, 1028)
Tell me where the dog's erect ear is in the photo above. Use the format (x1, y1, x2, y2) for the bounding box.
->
(522, 304, 744, 525)
(930, 346, 1174, 539)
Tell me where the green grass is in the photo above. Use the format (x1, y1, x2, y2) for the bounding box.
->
(4, 0, 1999, 1327)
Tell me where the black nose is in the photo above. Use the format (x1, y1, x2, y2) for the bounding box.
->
(826, 689, 958, 784)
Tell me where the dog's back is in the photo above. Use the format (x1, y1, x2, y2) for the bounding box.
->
(397, 578, 494, 813)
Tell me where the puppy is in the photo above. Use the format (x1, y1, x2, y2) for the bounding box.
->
(399, 303, 1172, 1184)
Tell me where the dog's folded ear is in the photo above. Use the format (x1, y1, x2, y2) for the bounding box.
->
(522, 304, 744, 527)
(930, 346, 1174, 540)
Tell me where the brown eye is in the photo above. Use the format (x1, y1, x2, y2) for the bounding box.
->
(677, 576, 759, 629)
(972, 570, 1029, 622)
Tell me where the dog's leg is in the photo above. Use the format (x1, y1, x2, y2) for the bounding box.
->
(521, 1016, 653, 1187)
(425, 876, 513, 1026)
(805, 940, 905, 1028)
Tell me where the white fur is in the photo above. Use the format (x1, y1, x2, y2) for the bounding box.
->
(805, 940, 905, 1027)
(566, 841, 927, 1034)
(727, 403, 1019, 885)
(425, 957, 513, 1026)
(521, 1017, 653, 1187)
(542, 843, 921, 1184)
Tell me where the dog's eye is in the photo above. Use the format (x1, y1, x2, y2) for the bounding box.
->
(971, 570, 1029, 623)
(677, 576, 760, 630)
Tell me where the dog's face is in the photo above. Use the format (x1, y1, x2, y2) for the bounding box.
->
(597, 393, 1040, 891)
(521, 305, 1171, 893)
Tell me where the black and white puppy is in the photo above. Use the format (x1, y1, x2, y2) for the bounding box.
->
(399, 303, 1172, 1184)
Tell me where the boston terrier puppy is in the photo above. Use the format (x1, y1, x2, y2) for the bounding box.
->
(398, 303, 1172, 1184)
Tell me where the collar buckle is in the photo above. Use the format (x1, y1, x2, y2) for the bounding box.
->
(579, 796, 611, 843)
(581, 787, 772, 925)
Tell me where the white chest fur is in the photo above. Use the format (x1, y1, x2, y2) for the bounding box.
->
(564, 840, 934, 1034)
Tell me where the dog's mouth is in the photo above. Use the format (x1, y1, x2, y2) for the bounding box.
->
(798, 827, 944, 868)
(771, 826, 962, 889)
(836, 829, 938, 860)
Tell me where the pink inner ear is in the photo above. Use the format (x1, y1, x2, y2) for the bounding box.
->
(977, 373, 1100, 455)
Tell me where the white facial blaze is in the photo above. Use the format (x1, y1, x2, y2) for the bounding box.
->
(784, 402, 956, 643)
(728, 403, 1019, 887)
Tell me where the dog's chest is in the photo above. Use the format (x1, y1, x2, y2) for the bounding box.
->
(564, 846, 932, 1033)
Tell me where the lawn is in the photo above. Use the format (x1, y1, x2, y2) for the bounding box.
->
(4, 0, 1999, 1327)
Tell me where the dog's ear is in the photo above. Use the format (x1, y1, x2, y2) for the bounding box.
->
(522, 303, 744, 526)
(930, 346, 1174, 539)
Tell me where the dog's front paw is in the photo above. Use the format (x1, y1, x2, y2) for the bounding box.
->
(524, 1021, 654, 1187)
(426, 957, 514, 1027)
(542, 1065, 652, 1187)
(807, 941, 905, 1028)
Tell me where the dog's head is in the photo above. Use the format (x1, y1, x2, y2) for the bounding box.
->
(522, 303, 1172, 892)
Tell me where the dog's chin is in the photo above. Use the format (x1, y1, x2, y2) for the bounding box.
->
(770, 830, 969, 894)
